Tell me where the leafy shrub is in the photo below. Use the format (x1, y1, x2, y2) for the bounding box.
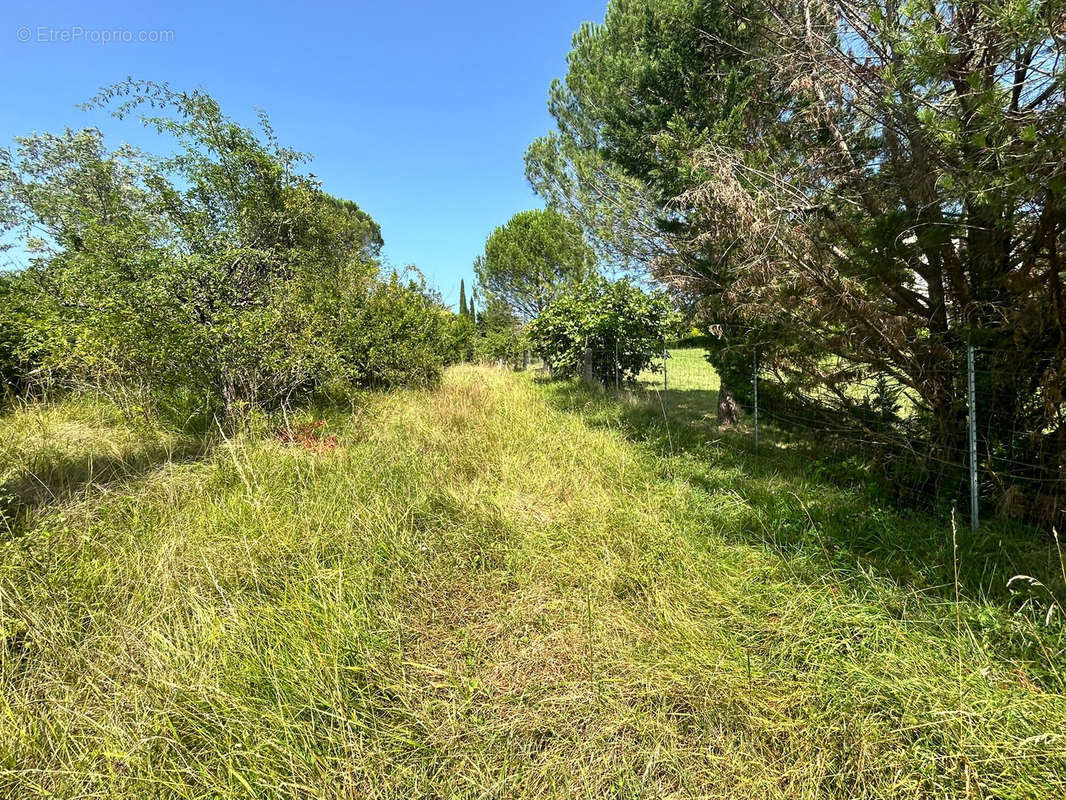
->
(334, 273, 451, 389)
(0, 272, 38, 400)
(439, 311, 478, 365)
(528, 278, 677, 383)
(475, 325, 528, 368)
(0, 82, 452, 420)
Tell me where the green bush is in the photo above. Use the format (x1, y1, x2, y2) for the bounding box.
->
(439, 311, 478, 365)
(334, 273, 451, 389)
(0, 82, 453, 420)
(475, 325, 528, 368)
(528, 278, 676, 383)
(0, 272, 37, 400)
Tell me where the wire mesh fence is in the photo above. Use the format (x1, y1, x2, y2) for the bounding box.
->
(566, 340, 1066, 531)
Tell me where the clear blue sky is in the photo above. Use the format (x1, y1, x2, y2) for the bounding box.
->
(0, 0, 606, 307)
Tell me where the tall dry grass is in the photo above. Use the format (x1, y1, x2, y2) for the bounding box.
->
(0, 367, 1063, 798)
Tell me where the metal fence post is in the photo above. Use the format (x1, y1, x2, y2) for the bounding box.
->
(662, 341, 668, 415)
(967, 343, 979, 530)
(753, 346, 759, 455)
(614, 339, 620, 393)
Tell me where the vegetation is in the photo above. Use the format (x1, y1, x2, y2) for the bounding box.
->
(2, 5, 1064, 794)
(528, 277, 676, 383)
(458, 278, 470, 318)
(0, 81, 456, 421)
(0, 271, 35, 400)
(474, 208, 596, 322)
(1, 367, 1064, 797)
(528, 0, 1066, 520)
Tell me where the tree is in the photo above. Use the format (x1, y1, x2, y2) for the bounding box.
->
(0, 81, 452, 419)
(525, 0, 760, 411)
(475, 208, 596, 322)
(528, 277, 677, 384)
(459, 279, 469, 317)
(529, 0, 1066, 516)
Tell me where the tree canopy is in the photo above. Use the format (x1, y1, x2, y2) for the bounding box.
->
(474, 208, 596, 322)
(528, 0, 1066, 517)
(528, 277, 677, 384)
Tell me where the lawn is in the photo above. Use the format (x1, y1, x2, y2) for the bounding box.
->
(1, 366, 1064, 798)
(637, 347, 723, 429)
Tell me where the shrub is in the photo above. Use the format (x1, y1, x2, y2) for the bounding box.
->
(0, 82, 452, 420)
(475, 325, 528, 368)
(528, 278, 676, 384)
(439, 312, 478, 365)
(0, 272, 38, 400)
(333, 273, 451, 390)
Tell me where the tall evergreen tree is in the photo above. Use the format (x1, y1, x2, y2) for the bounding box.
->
(529, 0, 1066, 515)
(459, 279, 468, 317)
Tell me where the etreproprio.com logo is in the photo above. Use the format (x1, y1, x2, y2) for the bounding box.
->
(16, 26, 175, 44)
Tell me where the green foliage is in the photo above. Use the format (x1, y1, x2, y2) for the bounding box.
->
(474, 327, 528, 369)
(467, 297, 525, 367)
(475, 208, 596, 322)
(0, 81, 452, 420)
(525, 0, 756, 270)
(440, 308, 478, 364)
(331, 272, 452, 390)
(536, 0, 756, 204)
(458, 279, 469, 318)
(528, 277, 676, 383)
(0, 272, 34, 398)
(319, 194, 383, 258)
(530, 0, 1066, 518)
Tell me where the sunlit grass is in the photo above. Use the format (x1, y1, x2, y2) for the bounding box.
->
(0, 397, 196, 532)
(0, 367, 1063, 797)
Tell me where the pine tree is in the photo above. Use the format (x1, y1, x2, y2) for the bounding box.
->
(459, 279, 468, 317)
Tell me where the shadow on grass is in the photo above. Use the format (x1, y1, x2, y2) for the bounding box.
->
(1, 437, 210, 535)
(536, 377, 1063, 610)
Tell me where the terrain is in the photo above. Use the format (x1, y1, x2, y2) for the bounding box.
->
(1, 366, 1064, 798)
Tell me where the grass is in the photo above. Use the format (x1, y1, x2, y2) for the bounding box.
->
(1, 366, 1065, 798)
(639, 348, 724, 434)
(0, 397, 202, 531)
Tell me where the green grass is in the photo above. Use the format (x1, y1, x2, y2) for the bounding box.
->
(0, 397, 201, 531)
(638, 347, 721, 391)
(637, 347, 919, 424)
(1, 367, 1064, 798)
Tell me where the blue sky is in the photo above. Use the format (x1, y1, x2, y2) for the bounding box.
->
(0, 0, 606, 307)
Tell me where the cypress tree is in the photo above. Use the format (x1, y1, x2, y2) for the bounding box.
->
(459, 280, 468, 317)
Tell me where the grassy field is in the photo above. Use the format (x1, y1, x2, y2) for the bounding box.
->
(1, 366, 1065, 798)
(638, 347, 723, 431)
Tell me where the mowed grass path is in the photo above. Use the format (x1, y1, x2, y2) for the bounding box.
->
(1, 366, 1064, 798)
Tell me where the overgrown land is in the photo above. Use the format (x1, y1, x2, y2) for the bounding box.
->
(2, 366, 1064, 799)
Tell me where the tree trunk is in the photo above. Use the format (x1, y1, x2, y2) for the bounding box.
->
(717, 379, 742, 426)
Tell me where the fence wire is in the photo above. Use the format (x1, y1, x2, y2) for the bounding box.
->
(574, 342, 1066, 530)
